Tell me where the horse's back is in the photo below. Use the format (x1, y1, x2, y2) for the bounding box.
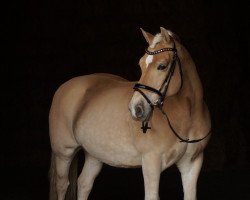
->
(50, 73, 128, 117)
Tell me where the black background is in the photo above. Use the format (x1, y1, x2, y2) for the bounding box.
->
(3, 0, 250, 199)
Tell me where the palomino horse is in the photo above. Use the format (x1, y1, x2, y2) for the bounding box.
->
(49, 27, 211, 200)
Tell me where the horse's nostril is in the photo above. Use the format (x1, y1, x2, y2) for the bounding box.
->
(135, 105, 144, 118)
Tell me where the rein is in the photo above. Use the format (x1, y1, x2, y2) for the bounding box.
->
(133, 41, 211, 143)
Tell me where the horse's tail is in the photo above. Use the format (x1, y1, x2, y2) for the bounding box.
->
(65, 153, 78, 200)
(49, 152, 57, 200)
(49, 152, 79, 200)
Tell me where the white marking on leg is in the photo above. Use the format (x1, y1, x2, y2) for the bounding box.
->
(145, 55, 153, 68)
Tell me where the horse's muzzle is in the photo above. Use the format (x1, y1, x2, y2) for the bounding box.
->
(134, 104, 144, 119)
(129, 101, 150, 121)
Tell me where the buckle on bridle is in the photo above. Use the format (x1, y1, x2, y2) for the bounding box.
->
(154, 97, 164, 108)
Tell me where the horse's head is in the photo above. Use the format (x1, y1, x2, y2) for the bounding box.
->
(129, 27, 182, 122)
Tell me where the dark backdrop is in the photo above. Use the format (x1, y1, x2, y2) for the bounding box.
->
(3, 0, 249, 199)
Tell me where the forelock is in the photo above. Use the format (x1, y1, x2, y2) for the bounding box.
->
(149, 33, 163, 48)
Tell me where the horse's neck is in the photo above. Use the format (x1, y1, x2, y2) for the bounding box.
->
(178, 45, 204, 106)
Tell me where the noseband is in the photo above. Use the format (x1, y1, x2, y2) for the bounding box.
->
(133, 41, 211, 143)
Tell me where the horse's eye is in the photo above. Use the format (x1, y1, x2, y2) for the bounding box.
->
(157, 64, 167, 70)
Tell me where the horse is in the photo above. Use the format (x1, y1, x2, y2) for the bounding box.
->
(49, 27, 211, 200)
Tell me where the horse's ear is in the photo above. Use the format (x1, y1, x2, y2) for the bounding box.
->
(140, 28, 154, 44)
(160, 27, 171, 42)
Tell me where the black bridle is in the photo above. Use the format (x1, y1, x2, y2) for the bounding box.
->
(133, 41, 211, 143)
(134, 42, 181, 109)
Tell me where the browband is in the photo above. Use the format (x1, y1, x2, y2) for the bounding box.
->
(145, 47, 177, 55)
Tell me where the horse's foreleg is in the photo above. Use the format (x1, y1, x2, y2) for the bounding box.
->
(177, 152, 203, 200)
(77, 152, 103, 200)
(142, 153, 162, 200)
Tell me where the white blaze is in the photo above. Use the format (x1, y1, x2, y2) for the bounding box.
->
(145, 55, 153, 68)
(145, 34, 162, 68)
